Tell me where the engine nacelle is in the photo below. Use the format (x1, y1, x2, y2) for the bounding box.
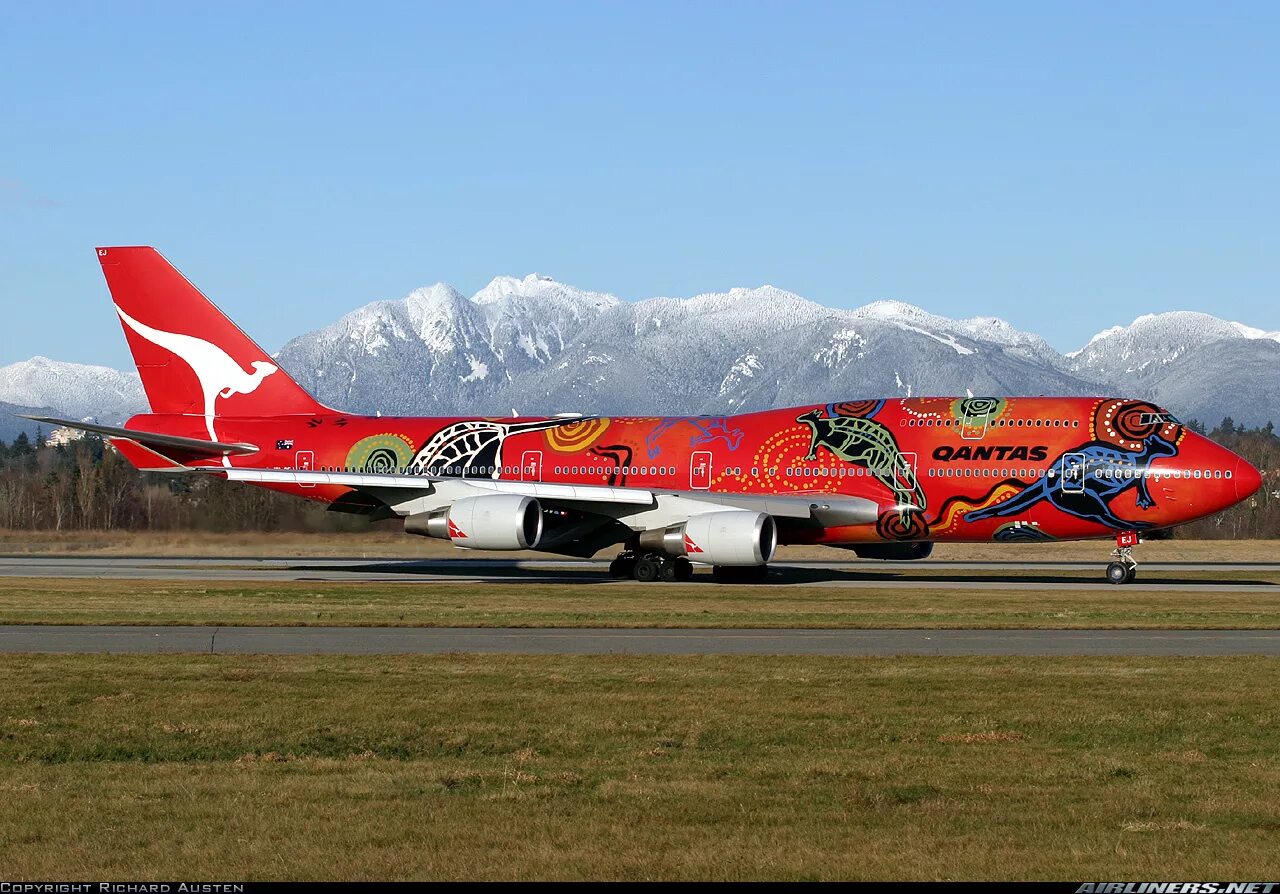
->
(850, 541, 934, 561)
(639, 510, 777, 566)
(405, 494, 543, 550)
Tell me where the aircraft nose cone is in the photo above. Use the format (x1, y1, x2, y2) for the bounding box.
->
(1234, 457, 1262, 501)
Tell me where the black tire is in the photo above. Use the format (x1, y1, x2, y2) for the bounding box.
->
(1124, 565, 1138, 584)
(1106, 562, 1130, 585)
(634, 556, 662, 583)
(673, 557, 694, 582)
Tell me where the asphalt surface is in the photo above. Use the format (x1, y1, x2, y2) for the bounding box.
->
(1, 555, 1277, 591)
(2, 555, 1276, 656)
(2, 625, 1278, 656)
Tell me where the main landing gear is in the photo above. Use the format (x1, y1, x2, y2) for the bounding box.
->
(1105, 531, 1140, 585)
(609, 551, 695, 583)
(608, 551, 770, 584)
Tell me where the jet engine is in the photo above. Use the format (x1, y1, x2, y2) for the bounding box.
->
(405, 494, 543, 550)
(638, 510, 777, 566)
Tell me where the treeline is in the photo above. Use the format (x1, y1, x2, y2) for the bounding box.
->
(0, 419, 1276, 537)
(0, 431, 364, 533)
(1178, 418, 1280, 539)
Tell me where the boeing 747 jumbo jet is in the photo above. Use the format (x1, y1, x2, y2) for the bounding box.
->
(27, 247, 1264, 584)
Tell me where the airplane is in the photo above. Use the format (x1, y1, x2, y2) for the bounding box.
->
(25, 247, 1264, 585)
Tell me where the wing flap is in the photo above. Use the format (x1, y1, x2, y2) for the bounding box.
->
(204, 467, 875, 526)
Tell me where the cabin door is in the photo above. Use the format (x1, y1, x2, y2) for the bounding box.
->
(690, 451, 713, 490)
(295, 450, 315, 488)
(520, 451, 543, 482)
(899, 452, 921, 509)
(1060, 452, 1087, 494)
(959, 407, 988, 440)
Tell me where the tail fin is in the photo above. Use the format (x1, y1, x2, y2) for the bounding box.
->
(96, 246, 324, 418)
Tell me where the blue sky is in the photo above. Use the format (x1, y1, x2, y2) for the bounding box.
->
(1, 2, 1276, 368)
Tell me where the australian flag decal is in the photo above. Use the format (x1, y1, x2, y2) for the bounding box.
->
(276, 439, 295, 451)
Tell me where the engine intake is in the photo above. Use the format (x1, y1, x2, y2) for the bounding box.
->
(639, 510, 776, 566)
(405, 494, 543, 550)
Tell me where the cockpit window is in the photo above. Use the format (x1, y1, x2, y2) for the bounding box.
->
(1139, 412, 1180, 426)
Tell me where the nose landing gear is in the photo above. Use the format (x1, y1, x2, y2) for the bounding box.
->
(1105, 531, 1140, 584)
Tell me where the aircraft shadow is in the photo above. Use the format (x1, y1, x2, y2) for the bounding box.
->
(762, 567, 1276, 587)
(289, 560, 616, 585)
(287, 561, 1276, 588)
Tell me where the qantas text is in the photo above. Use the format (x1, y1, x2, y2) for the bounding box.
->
(931, 445, 1049, 463)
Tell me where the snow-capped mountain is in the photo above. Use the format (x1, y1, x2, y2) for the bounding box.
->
(274, 275, 622, 414)
(3, 279, 1277, 435)
(274, 279, 1096, 418)
(1069, 312, 1280, 428)
(1068, 312, 1280, 378)
(0, 356, 146, 422)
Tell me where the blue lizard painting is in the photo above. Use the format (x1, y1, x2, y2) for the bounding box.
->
(963, 431, 1179, 530)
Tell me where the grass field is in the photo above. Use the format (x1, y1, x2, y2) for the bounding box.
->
(0, 653, 1276, 880)
(2, 529, 1277, 562)
(3, 575, 1280, 628)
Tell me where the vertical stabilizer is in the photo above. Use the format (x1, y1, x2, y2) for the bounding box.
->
(96, 246, 324, 424)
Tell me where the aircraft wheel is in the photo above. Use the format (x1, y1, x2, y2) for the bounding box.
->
(634, 555, 664, 583)
(1124, 565, 1138, 584)
(1106, 562, 1130, 585)
(673, 557, 694, 582)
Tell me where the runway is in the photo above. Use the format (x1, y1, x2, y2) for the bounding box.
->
(2, 625, 1278, 656)
(1, 555, 1278, 591)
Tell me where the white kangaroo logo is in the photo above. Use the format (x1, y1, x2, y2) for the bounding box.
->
(116, 306, 277, 466)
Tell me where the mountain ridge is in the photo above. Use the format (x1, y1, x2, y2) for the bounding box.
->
(3, 278, 1276, 433)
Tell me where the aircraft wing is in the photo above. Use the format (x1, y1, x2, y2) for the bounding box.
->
(202, 467, 879, 527)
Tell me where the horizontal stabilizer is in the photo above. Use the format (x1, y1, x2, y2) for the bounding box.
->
(16, 415, 259, 457)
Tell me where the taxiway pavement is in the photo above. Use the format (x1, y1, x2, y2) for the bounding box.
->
(0, 555, 1275, 591)
(1, 624, 1277, 656)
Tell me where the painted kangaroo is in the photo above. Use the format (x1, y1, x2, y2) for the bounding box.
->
(964, 431, 1180, 530)
(796, 409, 925, 513)
(116, 306, 278, 466)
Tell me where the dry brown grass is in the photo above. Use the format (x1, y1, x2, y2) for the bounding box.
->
(0, 653, 1276, 880)
(2, 529, 1277, 563)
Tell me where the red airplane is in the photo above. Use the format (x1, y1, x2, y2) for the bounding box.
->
(28, 247, 1264, 585)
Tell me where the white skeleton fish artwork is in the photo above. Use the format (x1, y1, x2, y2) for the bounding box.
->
(410, 418, 588, 478)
